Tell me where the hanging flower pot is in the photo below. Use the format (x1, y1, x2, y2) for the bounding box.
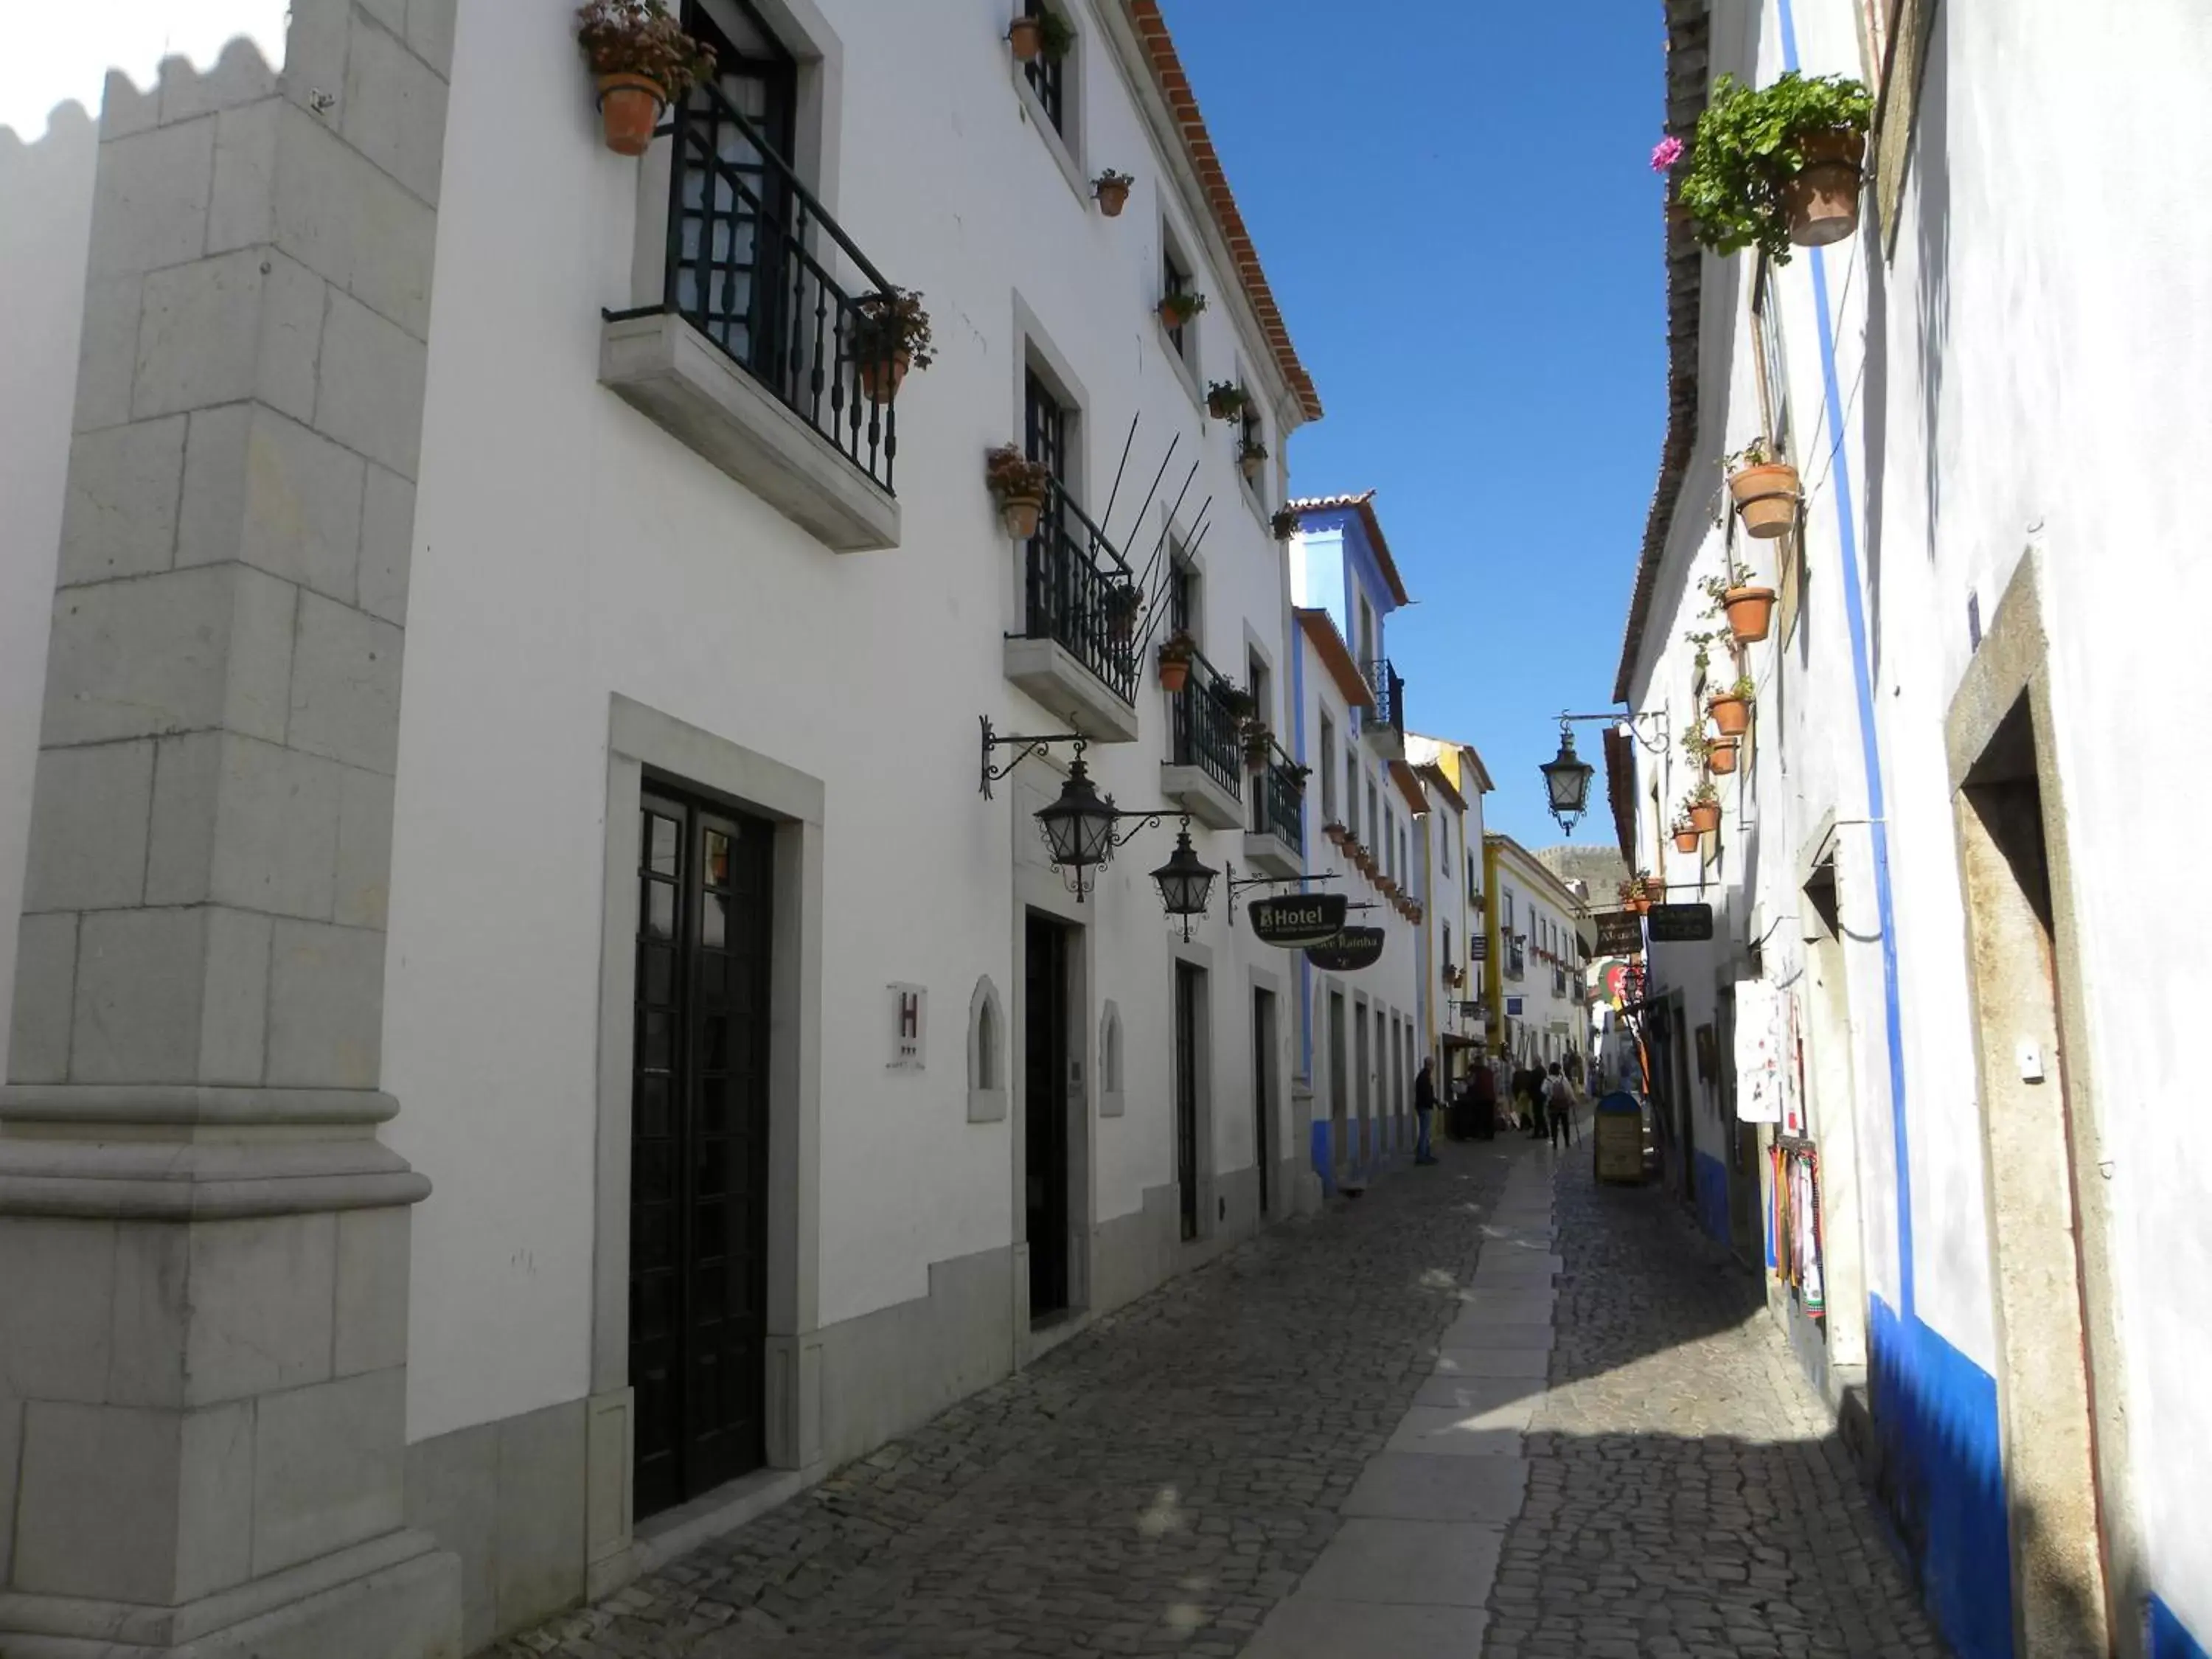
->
(1206, 380, 1248, 423)
(984, 444, 1052, 541)
(1708, 735, 1741, 776)
(1007, 13, 1043, 59)
(1708, 680, 1753, 737)
(576, 1, 716, 157)
(1726, 441, 1800, 539)
(849, 288, 936, 406)
(1238, 439, 1269, 481)
(1323, 821, 1350, 848)
(1673, 824, 1702, 855)
(1784, 128, 1867, 248)
(1158, 291, 1207, 331)
(1270, 506, 1300, 542)
(1093, 170, 1133, 217)
(1158, 632, 1197, 694)
(1688, 798, 1722, 835)
(1723, 585, 1778, 644)
(1105, 584, 1142, 644)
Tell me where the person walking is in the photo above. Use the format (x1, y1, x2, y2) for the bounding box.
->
(1413, 1057, 1439, 1165)
(1546, 1062, 1578, 1148)
(1520, 1065, 1547, 1141)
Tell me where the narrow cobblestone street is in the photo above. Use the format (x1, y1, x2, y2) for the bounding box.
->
(504, 1124, 1947, 1658)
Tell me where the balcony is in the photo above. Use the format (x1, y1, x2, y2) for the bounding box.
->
(1161, 651, 1245, 830)
(1003, 476, 1142, 742)
(1360, 658, 1406, 759)
(599, 78, 901, 552)
(1243, 745, 1305, 878)
(1505, 937, 1526, 981)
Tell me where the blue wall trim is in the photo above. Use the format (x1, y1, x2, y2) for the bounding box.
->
(2151, 1598, 2212, 1659)
(1694, 1150, 1731, 1243)
(1868, 1297, 2012, 1659)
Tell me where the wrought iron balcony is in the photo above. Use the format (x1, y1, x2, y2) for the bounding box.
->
(1172, 653, 1245, 804)
(605, 77, 901, 499)
(1259, 749, 1304, 849)
(1005, 475, 1141, 737)
(1506, 938, 1527, 981)
(1366, 658, 1405, 733)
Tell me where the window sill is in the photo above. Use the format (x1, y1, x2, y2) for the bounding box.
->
(1159, 317, 1204, 409)
(599, 312, 901, 554)
(967, 1087, 1007, 1124)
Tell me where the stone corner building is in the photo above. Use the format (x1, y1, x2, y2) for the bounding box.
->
(0, 3, 1456, 1654)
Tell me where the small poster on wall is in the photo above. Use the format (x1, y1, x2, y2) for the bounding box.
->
(1735, 980, 1783, 1124)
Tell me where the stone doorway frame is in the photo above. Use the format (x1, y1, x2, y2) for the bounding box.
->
(1944, 551, 2137, 1656)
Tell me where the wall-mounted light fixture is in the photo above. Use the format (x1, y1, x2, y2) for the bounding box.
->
(1539, 708, 1672, 835)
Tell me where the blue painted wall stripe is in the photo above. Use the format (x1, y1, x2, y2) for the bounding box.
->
(2151, 1598, 2212, 1659)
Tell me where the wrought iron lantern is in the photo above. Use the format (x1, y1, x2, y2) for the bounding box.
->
(1150, 827, 1219, 941)
(1034, 757, 1119, 879)
(1540, 723, 1595, 834)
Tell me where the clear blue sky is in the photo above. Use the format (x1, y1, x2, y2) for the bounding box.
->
(1161, 0, 1668, 849)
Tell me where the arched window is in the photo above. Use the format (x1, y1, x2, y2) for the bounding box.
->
(967, 977, 1006, 1122)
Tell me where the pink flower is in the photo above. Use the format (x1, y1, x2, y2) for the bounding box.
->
(1650, 135, 1686, 172)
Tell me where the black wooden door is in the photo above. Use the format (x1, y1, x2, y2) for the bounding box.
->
(1175, 963, 1201, 1241)
(1024, 914, 1069, 1318)
(631, 791, 773, 1519)
(1252, 990, 1274, 1218)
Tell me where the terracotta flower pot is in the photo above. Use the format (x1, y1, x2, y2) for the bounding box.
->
(1674, 827, 1701, 855)
(1631, 895, 1652, 916)
(1689, 800, 1722, 835)
(1722, 585, 1778, 644)
(1096, 178, 1130, 218)
(1784, 128, 1866, 248)
(1158, 655, 1192, 695)
(858, 350, 910, 405)
(1728, 463, 1800, 539)
(595, 73, 668, 157)
(1239, 452, 1265, 481)
(1008, 15, 1043, 59)
(1707, 736, 1740, 776)
(997, 493, 1043, 540)
(1708, 692, 1751, 737)
(1158, 298, 1194, 330)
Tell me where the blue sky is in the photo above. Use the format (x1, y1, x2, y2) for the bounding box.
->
(1161, 0, 1668, 848)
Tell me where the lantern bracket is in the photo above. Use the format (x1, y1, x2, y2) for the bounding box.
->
(1553, 706, 1672, 756)
(980, 714, 1088, 799)
(1225, 868, 1344, 902)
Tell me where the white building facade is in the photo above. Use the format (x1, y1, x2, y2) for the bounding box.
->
(1482, 834, 1590, 1075)
(1615, 2, 2212, 1657)
(0, 3, 1362, 1654)
(1407, 734, 1492, 1087)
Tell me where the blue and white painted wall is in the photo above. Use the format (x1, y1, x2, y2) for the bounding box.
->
(1625, 1, 2212, 1655)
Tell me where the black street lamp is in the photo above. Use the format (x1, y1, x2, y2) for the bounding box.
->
(1540, 723, 1595, 834)
(1034, 756, 1120, 877)
(1150, 827, 1219, 942)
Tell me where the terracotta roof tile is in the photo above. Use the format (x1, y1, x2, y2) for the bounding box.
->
(1125, 1, 1322, 423)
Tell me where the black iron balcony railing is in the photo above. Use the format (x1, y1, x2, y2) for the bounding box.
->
(613, 77, 901, 493)
(1506, 939, 1526, 981)
(1365, 658, 1406, 733)
(1554, 964, 1570, 997)
(1171, 651, 1244, 801)
(1022, 476, 1139, 705)
(1256, 747, 1304, 848)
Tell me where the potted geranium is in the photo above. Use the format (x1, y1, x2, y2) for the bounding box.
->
(984, 444, 1052, 539)
(1206, 380, 1248, 422)
(1674, 71, 1874, 260)
(1725, 438, 1801, 540)
(575, 0, 715, 156)
(1105, 581, 1143, 643)
(1619, 874, 1652, 916)
(1672, 821, 1702, 855)
(849, 287, 934, 403)
(1158, 630, 1197, 694)
(1708, 672, 1755, 737)
(1093, 169, 1134, 218)
(1681, 726, 1712, 773)
(1270, 505, 1301, 541)
(1323, 821, 1351, 847)
(1238, 437, 1269, 480)
(1217, 683, 1257, 725)
(1037, 8, 1076, 60)
(1158, 289, 1207, 330)
(1686, 783, 1722, 835)
(1707, 733, 1741, 776)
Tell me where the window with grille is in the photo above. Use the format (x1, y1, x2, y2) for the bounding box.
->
(1162, 242, 1194, 360)
(1023, 1, 1065, 133)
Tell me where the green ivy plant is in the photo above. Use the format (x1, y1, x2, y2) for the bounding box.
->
(1677, 72, 1872, 263)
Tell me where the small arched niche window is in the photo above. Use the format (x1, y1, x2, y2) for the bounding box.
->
(967, 976, 1006, 1122)
(1099, 1001, 1126, 1118)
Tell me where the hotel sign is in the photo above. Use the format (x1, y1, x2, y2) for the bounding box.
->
(1248, 892, 1349, 947)
(1304, 928, 1385, 972)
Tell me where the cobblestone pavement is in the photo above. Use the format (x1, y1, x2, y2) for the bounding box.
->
(1482, 1144, 1950, 1659)
(501, 1141, 1519, 1658)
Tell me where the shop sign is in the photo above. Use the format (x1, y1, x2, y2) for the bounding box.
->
(1304, 927, 1385, 972)
(1248, 892, 1349, 947)
(1595, 909, 1645, 955)
(1647, 902, 1714, 942)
